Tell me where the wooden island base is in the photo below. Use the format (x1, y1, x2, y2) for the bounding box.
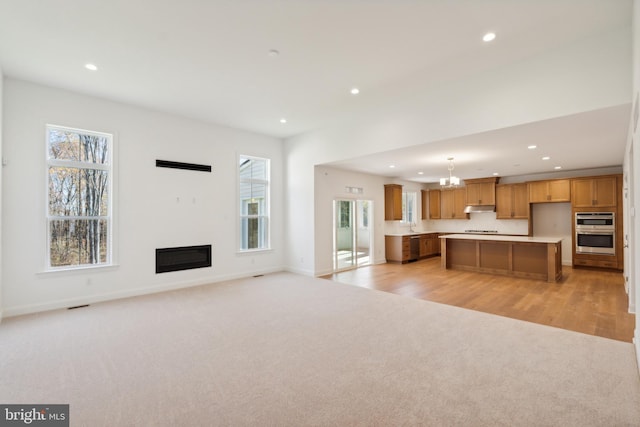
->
(440, 235, 562, 283)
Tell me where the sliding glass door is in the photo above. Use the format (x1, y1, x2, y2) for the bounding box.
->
(333, 199, 372, 272)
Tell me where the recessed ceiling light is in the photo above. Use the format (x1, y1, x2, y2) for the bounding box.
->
(389, 165, 395, 168)
(542, 156, 551, 160)
(85, 63, 98, 71)
(418, 171, 424, 175)
(268, 49, 280, 57)
(528, 145, 537, 150)
(280, 118, 287, 124)
(350, 88, 360, 95)
(492, 172, 499, 176)
(483, 32, 496, 42)
(554, 166, 562, 170)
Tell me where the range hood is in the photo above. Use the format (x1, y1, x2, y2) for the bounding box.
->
(464, 205, 496, 213)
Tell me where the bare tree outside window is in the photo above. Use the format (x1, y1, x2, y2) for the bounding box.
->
(47, 126, 112, 268)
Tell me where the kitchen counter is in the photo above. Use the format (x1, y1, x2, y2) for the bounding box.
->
(385, 231, 440, 237)
(439, 234, 562, 244)
(440, 234, 562, 282)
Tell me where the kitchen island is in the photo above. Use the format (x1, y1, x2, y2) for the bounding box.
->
(440, 234, 562, 282)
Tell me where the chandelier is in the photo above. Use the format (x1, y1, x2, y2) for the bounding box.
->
(440, 157, 460, 188)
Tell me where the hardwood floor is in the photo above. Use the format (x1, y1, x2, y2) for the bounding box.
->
(322, 257, 635, 342)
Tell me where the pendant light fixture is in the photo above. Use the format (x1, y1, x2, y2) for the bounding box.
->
(440, 157, 460, 188)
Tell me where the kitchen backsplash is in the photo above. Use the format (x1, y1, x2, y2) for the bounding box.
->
(384, 212, 529, 235)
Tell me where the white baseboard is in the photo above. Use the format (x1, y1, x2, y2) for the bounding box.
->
(285, 266, 315, 276)
(2, 267, 285, 318)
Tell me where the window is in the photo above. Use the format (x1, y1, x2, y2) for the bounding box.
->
(46, 125, 113, 269)
(239, 155, 270, 251)
(402, 191, 417, 224)
(338, 201, 351, 228)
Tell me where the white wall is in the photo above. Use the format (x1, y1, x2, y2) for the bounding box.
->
(285, 27, 631, 276)
(531, 204, 573, 265)
(314, 166, 387, 276)
(0, 70, 3, 321)
(630, 0, 640, 370)
(1, 79, 284, 316)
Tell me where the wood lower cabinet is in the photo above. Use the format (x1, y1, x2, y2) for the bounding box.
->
(496, 183, 529, 219)
(419, 233, 440, 258)
(573, 256, 618, 269)
(441, 235, 562, 282)
(384, 184, 403, 220)
(386, 233, 440, 264)
(528, 179, 571, 203)
(385, 235, 410, 263)
(571, 176, 617, 208)
(440, 188, 468, 219)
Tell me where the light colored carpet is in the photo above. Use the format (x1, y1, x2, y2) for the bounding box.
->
(0, 272, 639, 426)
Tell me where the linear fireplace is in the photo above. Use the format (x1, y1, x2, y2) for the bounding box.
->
(156, 245, 212, 273)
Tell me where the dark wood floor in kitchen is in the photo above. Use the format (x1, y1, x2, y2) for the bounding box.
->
(322, 257, 635, 342)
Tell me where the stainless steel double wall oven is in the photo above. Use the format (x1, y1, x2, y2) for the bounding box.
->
(575, 212, 615, 255)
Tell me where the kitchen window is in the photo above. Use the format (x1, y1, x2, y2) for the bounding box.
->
(46, 125, 113, 270)
(238, 155, 270, 251)
(402, 191, 417, 224)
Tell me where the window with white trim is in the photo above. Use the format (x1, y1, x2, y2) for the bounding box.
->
(402, 191, 417, 224)
(46, 125, 113, 269)
(238, 155, 270, 251)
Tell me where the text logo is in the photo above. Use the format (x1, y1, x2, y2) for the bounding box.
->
(0, 405, 68, 427)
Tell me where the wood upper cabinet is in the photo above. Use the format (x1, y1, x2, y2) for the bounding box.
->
(441, 188, 468, 219)
(429, 190, 441, 219)
(421, 190, 427, 220)
(496, 183, 529, 219)
(384, 184, 403, 220)
(421, 189, 441, 219)
(571, 176, 617, 208)
(464, 177, 499, 206)
(528, 179, 571, 203)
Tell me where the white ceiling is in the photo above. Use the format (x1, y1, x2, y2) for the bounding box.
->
(326, 104, 631, 183)
(0, 0, 633, 182)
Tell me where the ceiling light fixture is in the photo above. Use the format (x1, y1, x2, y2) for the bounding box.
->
(350, 88, 360, 95)
(483, 32, 496, 42)
(492, 172, 499, 176)
(554, 166, 562, 170)
(85, 63, 98, 71)
(528, 145, 537, 150)
(542, 156, 550, 160)
(389, 165, 395, 168)
(418, 171, 424, 175)
(280, 118, 287, 124)
(268, 49, 280, 57)
(440, 157, 460, 188)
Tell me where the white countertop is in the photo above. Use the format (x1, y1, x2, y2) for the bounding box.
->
(385, 232, 440, 237)
(439, 234, 562, 244)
